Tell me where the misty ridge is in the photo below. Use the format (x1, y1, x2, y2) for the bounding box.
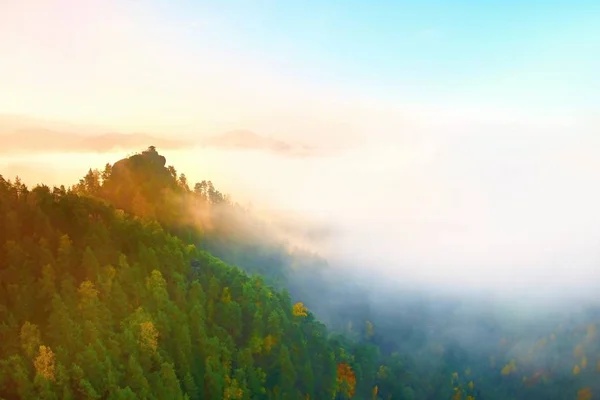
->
(0, 115, 323, 158)
(200, 130, 323, 158)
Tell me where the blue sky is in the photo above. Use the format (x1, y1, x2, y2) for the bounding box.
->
(159, 0, 600, 110)
(1, 0, 598, 132)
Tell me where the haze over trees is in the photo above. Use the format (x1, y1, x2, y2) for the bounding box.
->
(1, 147, 600, 399)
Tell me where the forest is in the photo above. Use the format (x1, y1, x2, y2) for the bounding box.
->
(1, 146, 599, 399)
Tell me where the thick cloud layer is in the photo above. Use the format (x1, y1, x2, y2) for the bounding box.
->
(170, 114, 600, 306)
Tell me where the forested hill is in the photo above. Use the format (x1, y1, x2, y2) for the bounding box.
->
(0, 147, 441, 400)
(3, 147, 600, 400)
(72, 147, 385, 337)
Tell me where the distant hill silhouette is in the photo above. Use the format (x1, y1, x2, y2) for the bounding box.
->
(0, 114, 326, 157)
(200, 129, 320, 157)
(0, 128, 188, 154)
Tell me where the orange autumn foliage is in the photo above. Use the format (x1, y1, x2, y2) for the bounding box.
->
(452, 388, 462, 400)
(139, 321, 159, 353)
(34, 345, 56, 382)
(372, 385, 379, 400)
(224, 375, 244, 400)
(578, 387, 592, 400)
(523, 369, 547, 388)
(336, 363, 356, 399)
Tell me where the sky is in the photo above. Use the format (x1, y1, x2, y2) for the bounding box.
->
(1, 0, 599, 140)
(1, 0, 600, 302)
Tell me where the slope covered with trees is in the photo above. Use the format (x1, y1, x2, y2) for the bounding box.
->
(0, 175, 371, 399)
(2, 146, 600, 400)
(0, 148, 430, 399)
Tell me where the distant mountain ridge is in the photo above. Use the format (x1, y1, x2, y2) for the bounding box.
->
(0, 114, 325, 157)
(200, 129, 321, 157)
(0, 128, 187, 154)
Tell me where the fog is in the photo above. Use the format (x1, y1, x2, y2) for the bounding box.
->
(185, 115, 600, 309)
(3, 112, 600, 311)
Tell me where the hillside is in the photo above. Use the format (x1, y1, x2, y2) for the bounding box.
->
(0, 148, 431, 400)
(2, 147, 600, 400)
(69, 148, 600, 400)
(0, 174, 368, 399)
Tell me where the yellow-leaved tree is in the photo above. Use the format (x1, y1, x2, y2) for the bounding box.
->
(292, 302, 308, 317)
(140, 321, 159, 353)
(501, 360, 517, 376)
(34, 345, 55, 381)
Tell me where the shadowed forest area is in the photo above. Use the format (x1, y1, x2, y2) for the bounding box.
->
(1, 147, 600, 400)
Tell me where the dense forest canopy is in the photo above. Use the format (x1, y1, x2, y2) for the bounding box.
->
(1, 147, 599, 400)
